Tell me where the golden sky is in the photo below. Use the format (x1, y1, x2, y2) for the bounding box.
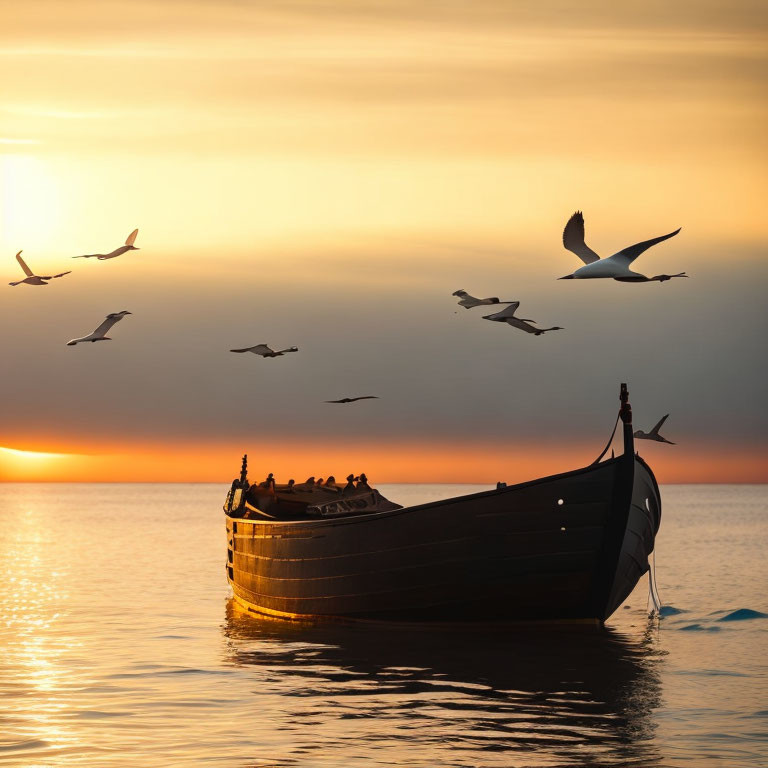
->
(1, 0, 767, 482)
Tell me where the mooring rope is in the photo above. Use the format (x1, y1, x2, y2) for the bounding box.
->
(649, 548, 662, 613)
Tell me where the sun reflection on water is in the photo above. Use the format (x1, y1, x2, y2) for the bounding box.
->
(0, 490, 83, 759)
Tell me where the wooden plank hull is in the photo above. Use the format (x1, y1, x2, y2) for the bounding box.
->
(225, 454, 661, 623)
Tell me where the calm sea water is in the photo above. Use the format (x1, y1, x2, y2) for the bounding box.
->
(0, 483, 765, 767)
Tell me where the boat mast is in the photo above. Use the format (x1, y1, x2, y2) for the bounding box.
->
(619, 383, 634, 458)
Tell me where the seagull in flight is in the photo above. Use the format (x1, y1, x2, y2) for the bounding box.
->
(230, 344, 298, 357)
(67, 311, 132, 345)
(73, 229, 140, 260)
(559, 212, 686, 282)
(634, 414, 676, 444)
(325, 396, 379, 404)
(482, 302, 563, 336)
(9, 251, 71, 286)
(452, 289, 517, 309)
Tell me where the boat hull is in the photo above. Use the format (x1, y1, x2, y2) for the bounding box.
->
(225, 455, 661, 624)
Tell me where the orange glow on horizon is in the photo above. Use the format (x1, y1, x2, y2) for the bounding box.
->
(1, 440, 766, 485)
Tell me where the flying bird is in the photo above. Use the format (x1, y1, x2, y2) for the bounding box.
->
(73, 229, 140, 260)
(559, 212, 686, 282)
(9, 251, 71, 286)
(634, 414, 676, 444)
(482, 302, 563, 335)
(325, 396, 379, 404)
(452, 289, 517, 309)
(67, 311, 132, 345)
(230, 344, 298, 357)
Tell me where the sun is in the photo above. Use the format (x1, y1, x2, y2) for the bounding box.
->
(0, 153, 63, 253)
(0, 446, 70, 481)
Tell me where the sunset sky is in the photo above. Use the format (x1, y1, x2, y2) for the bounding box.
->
(1, 0, 766, 483)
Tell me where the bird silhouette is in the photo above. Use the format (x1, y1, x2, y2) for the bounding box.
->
(230, 344, 298, 357)
(325, 396, 379, 404)
(9, 251, 71, 286)
(559, 212, 686, 282)
(634, 414, 676, 444)
(482, 302, 563, 335)
(452, 289, 517, 309)
(67, 311, 132, 346)
(73, 229, 140, 260)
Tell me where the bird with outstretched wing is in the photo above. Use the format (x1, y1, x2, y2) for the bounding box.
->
(230, 344, 298, 357)
(66, 311, 132, 345)
(324, 396, 379, 404)
(560, 211, 685, 282)
(9, 251, 71, 286)
(634, 414, 676, 444)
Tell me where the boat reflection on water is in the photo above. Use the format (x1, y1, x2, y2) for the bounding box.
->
(222, 600, 664, 767)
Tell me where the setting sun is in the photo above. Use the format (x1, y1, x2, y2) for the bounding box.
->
(0, 446, 71, 480)
(0, 153, 63, 251)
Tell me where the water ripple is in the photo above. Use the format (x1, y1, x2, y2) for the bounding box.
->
(0, 483, 766, 767)
(717, 609, 768, 622)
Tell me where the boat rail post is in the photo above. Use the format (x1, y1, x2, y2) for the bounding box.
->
(619, 383, 634, 458)
(225, 454, 250, 514)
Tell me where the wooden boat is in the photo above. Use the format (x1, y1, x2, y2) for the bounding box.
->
(224, 384, 661, 625)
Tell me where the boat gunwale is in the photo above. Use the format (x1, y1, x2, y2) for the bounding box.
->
(226, 455, 626, 529)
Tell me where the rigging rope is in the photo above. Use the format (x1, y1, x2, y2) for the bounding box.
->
(591, 412, 620, 465)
